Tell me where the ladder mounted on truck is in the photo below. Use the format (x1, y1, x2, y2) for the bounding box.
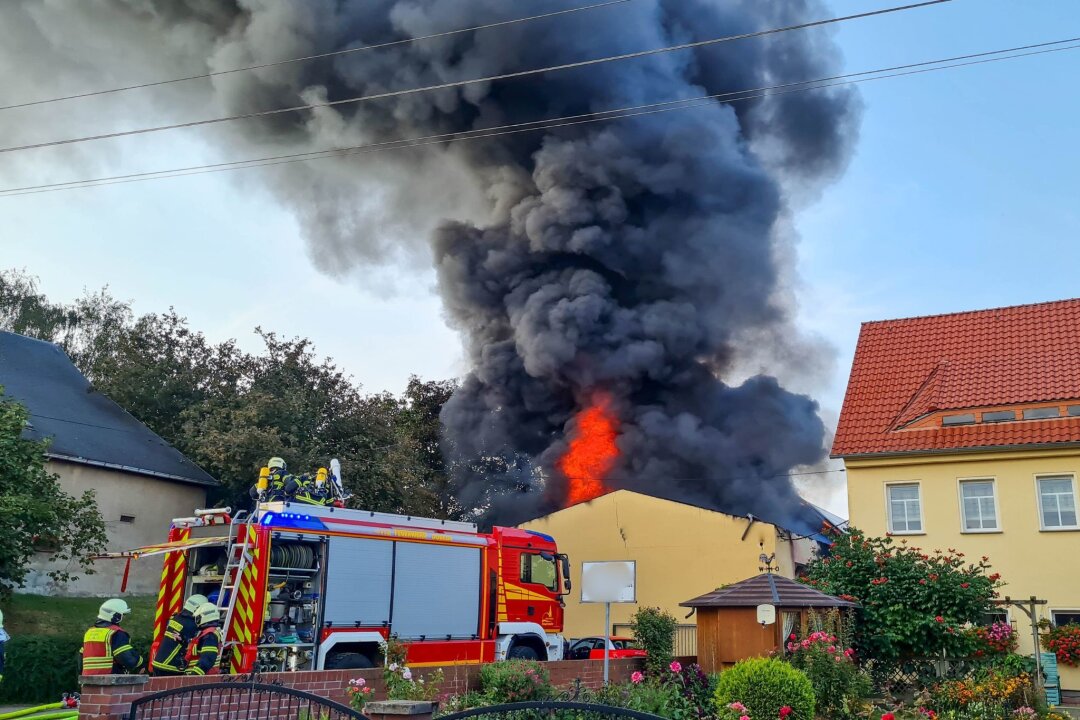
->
(216, 509, 260, 642)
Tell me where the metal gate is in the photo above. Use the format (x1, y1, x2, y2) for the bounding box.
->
(439, 701, 669, 720)
(128, 681, 365, 720)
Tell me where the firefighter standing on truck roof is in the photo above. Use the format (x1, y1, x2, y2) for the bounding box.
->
(150, 594, 206, 676)
(185, 603, 223, 675)
(82, 599, 144, 675)
(250, 457, 292, 502)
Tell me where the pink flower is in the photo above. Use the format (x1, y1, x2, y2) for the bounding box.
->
(669, 661, 682, 673)
(631, 671, 644, 684)
(740, 716, 751, 720)
(780, 706, 793, 718)
(882, 714, 896, 720)
(827, 645, 836, 653)
(729, 702, 747, 712)
(834, 655, 843, 662)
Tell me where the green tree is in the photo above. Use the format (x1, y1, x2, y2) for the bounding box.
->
(801, 527, 1002, 660)
(0, 270, 460, 519)
(0, 387, 107, 593)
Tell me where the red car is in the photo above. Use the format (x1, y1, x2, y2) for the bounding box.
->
(567, 636, 647, 660)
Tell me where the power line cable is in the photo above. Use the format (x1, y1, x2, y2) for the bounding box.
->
(0, 0, 635, 112)
(2, 36, 1075, 198)
(0, 0, 951, 156)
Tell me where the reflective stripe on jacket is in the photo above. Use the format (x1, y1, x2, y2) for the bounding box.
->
(82, 624, 121, 675)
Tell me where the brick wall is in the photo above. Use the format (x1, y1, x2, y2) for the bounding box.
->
(80, 658, 645, 720)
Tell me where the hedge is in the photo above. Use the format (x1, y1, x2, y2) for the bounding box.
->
(0, 634, 151, 703)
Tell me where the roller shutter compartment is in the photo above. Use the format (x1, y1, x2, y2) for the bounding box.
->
(323, 536, 393, 626)
(391, 542, 480, 639)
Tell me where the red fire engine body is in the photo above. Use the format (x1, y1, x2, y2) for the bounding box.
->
(147, 502, 569, 673)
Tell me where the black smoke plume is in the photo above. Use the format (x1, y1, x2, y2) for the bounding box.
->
(0, 0, 859, 525)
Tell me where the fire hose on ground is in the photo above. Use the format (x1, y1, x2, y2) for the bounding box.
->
(0, 694, 80, 720)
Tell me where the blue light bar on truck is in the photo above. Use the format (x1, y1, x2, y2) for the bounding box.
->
(524, 530, 555, 543)
(259, 511, 327, 531)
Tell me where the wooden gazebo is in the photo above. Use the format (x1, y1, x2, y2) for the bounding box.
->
(681, 573, 856, 673)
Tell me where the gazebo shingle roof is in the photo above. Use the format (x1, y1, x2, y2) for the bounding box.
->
(681, 573, 856, 609)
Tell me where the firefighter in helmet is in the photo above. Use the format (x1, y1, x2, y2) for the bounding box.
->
(82, 599, 144, 675)
(290, 467, 331, 506)
(185, 603, 223, 675)
(150, 594, 206, 676)
(251, 457, 291, 502)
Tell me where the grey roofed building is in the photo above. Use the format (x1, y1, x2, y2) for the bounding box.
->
(0, 330, 215, 485)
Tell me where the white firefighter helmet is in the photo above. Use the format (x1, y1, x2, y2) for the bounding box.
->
(268, 457, 286, 471)
(184, 594, 208, 614)
(98, 598, 132, 623)
(195, 603, 221, 626)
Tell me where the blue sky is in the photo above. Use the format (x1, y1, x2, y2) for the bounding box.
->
(2, 0, 1078, 514)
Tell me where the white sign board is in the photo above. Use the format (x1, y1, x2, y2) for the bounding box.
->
(756, 603, 776, 626)
(581, 561, 636, 603)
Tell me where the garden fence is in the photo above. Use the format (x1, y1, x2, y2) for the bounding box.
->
(611, 624, 697, 658)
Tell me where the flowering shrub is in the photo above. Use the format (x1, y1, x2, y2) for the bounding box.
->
(801, 527, 1003, 660)
(714, 658, 814, 720)
(1040, 622, 1080, 666)
(716, 700, 798, 720)
(786, 631, 872, 719)
(346, 677, 374, 712)
(479, 660, 552, 703)
(665, 662, 715, 720)
(930, 669, 1034, 716)
(970, 623, 1018, 657)
(382, 638, 443, 701)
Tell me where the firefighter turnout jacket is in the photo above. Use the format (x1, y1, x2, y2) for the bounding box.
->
(185, 625, 222, 675)
(150, 610, 198, 675)
(82, 622, 144, 675)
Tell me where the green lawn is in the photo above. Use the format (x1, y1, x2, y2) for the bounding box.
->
(2, 594, 157, 638)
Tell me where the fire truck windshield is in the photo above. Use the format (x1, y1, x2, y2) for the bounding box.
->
(519, 553, 558, 592)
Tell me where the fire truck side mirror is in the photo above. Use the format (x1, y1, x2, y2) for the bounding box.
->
(557, 553, 572, 594)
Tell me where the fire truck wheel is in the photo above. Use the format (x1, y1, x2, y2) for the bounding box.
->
(507, 644, 542, 661)
(325, 652, 375, 669)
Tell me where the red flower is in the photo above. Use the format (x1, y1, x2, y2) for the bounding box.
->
(882, 714, 896, 720)
(989, 573, 1001, 582)
(935, 616, 944, 623)
(961, 582, 970, 588)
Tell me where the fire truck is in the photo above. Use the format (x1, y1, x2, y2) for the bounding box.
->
(115, 501, 570, 673)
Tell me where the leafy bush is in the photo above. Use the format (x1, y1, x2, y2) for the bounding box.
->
(1040, 622, 1080, 666)
(0, 635, 82, 703)
(479, 660, 552, 703)
(631, 607, 677, 676)
(714, 658, 814, 720)
(665, 662, 716, 720)
(801, 527, 1002, 661)
(590, 681, 687, 718)
(433, 691, 489, 716)
(786, 630, 872, 719)
(381, 638, 442, 701)
(0, 631, 150, 703)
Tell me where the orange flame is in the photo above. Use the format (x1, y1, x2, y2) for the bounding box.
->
(558, 394, 620, 506)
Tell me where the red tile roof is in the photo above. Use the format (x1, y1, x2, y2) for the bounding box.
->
(832, 298, 1080, 457)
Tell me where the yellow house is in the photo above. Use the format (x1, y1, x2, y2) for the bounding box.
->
(833, 298, 1080, 695)
(518, 489, 835, 649)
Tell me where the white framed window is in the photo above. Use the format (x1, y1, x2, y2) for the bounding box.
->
(1052, 610, 1080, 627)
(886, 483, 923, 534)
(1037, 475, 1079, 530)
(959, 479, 999, 532)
